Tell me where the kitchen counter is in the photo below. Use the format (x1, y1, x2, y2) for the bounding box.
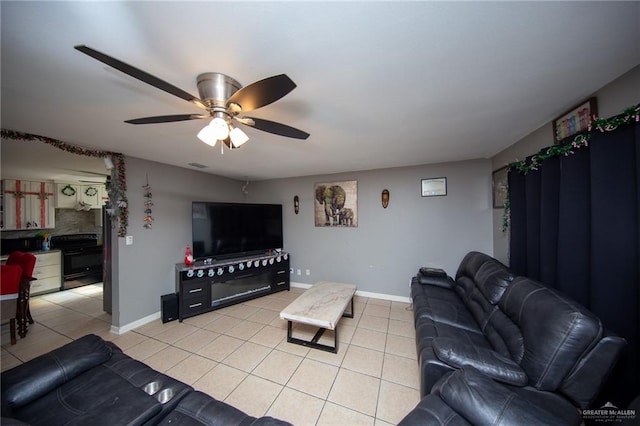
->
(1, 250, 63, 295)
(1, 249, 61, 261)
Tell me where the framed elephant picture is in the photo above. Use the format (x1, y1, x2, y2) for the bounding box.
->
(314, 180, 358, 227)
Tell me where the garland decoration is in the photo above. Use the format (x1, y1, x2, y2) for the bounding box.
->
(12, 190, 25, 199)
(1, 128, 128, 237)
(61, 184, 77, 197)
(84, 186, 98, 197)
(591, 104, 640, 132)
(143, 174, 153, 229)
(501, 104, 640, 232)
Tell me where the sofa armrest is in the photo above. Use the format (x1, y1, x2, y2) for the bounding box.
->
(418, 275, 455, 288)
(1, 334, 112, 412)
(398, 394, 472, 426)
(559, 332, 626, 408)
(434, 367, 582, 426)
(432, 337, 527, 386)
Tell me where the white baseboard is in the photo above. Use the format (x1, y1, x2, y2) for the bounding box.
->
(290, 281, 411, 304)
(112, 282, 411, 334)
(111, 311, 161, 335)
(290, 281, 312, 289)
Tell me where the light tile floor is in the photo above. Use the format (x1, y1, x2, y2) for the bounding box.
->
(1, 284, 419, 425)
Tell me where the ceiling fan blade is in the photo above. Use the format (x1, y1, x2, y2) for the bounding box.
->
(244, 117, 310, 140)
(75, 45, 207, 110)
(125, 114, 209, 125)
(226, 74, 296, 112)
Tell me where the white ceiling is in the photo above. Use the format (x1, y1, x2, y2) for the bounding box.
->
(2, 1, 639, 182)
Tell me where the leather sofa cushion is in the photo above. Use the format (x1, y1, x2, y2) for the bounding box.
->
(454, 251, 494, 282)
(472, 260, 514, 305)
(13, 364, 162, 426)
(0, 417, 29, 426)
(416, 300, 478, 332)
(101, 351, 194, 425)
(499, 277, 603, 391)
(412, 277, 463, 305)
(411, 278, 481, 335)
(157, 391, 255, 425)
(415, 321, 491, 396)
(418, 274, 455, 287)
(1, 334, 112, 412)
(415, 319, 487, 361)
(434, 367, 582, 426)
(432, 337, 527, 386)
(157, 391, 293, 426)
(397, 394, 472, 426)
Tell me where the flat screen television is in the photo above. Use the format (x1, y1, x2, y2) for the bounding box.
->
(192, 202, 283, 260)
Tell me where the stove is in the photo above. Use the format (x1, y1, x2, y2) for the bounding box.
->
(51, 233, 103, 289)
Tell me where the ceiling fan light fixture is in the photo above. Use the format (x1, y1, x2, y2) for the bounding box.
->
(229, 127, 249, 148)
(197, 124, 218, 147)
(209, 116, 230, 140)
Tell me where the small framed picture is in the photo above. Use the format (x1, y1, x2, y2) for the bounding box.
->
(421, 177, 447, 197)
(492, 166, 509, 209)
(553, 97, 598, 144)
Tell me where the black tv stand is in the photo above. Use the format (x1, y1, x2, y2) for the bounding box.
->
(175, 252, 290, 321)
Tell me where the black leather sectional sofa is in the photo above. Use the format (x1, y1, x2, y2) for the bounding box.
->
(1, 334, 291, 426)
(399, 251, 626, 425)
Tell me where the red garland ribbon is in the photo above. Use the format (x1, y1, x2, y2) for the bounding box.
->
(14, 180, 22, 228)
(39, 182, 48, 226)
(3, 180, 53, 228)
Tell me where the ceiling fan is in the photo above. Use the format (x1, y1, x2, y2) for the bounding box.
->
(74, 45, 309, 150)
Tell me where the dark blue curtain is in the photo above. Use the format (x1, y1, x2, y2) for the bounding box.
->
(509, 119, 640, 408)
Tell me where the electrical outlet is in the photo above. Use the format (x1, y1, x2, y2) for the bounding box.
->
(296, 269, 301, 276)
(125, 235, 133, 245)
(290, 268, 294, 274)
(305, 269, 310, 276)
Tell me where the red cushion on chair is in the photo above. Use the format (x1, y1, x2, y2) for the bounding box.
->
(1, 265, 22, 295)
(7, 251, 36, 280)
(6, 251, 24, 264)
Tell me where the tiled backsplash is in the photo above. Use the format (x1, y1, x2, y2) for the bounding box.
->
(55, 209, 102, 235)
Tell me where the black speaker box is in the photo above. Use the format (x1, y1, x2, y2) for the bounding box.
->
(161, 293, 178, 323)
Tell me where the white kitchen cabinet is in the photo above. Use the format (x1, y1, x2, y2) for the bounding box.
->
(55, 183, 80, 208)
(80, 184, 103, 208)
(31, 251, 62, 295)
(27, 181, 56, 228)
(55, 183, 106, 209)
(1, 179, 55, 230)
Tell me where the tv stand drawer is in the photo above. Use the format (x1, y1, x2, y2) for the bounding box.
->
(182, 280, 209, 300)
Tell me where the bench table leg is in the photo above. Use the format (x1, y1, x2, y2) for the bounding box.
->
(285, 296, 354, 354)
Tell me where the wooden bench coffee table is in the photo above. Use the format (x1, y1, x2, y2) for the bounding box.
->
(280, 281, 356, 353)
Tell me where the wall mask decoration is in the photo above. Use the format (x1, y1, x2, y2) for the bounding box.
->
(314, 180, 358, 227)
(381, 189, 390, 208)
(294, 195, 299, 214)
